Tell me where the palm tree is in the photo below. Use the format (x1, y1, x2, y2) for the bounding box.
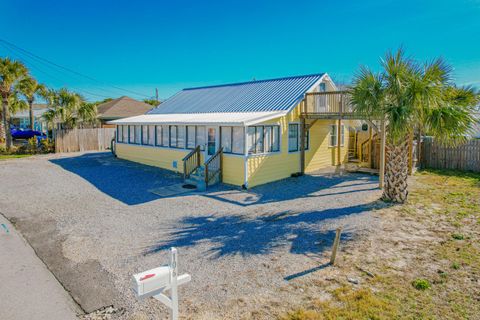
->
(43, 88, 98, 129)
(0, 58, 28, 149)
(350, 49, 479, 203)
(16, 76, 46, 130)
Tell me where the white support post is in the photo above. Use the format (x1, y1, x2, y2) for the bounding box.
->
(132, 247, 190, 320)
(379, 119, 386, 189)
(170, 248, 179, 320)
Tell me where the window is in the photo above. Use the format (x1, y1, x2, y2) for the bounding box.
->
(288, 124, 299, 152)
(232, 127, 244, 154)
(162, 125, 169, 146)
(129, 125, 135, 144)
(134, 125, 141, 144)
(117, 125, 123, 143)
(177, 126, 186, 148)
(196, 126, 205, 150)
(122, 125, 128, 142)
(288, 123, 309, 152)
(330, 124, 345, 147)
(142, 125, 149, 145)
(220, 127, 232, 153)
(186, 126, 196, 149)
(148, 126, 155, 145)
(247, 125, 280, 154)
(169, 125, 177, 148)
(155, 126, 162, 146)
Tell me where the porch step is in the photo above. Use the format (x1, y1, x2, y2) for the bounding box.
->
(345, 162, 379, 175)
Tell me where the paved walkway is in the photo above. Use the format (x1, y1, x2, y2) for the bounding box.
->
(0, 214, 80, 320)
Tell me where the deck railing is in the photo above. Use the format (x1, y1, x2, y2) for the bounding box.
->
(205, 147, 223, 187)
(303, 91, 356, 118)
(182, 145, 201, 179)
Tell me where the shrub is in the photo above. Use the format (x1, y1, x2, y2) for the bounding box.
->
(452, 233, 464, 240)
(451, 262, 460, 270)
(412, 279, 431, 290)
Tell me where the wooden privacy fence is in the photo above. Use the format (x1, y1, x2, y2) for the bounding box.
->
(54, 128, 116, 153)
(421, 137, 480, 172)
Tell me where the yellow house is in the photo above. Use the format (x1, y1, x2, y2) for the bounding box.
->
(112, 73, 367, 189)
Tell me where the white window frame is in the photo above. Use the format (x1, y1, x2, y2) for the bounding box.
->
(329, 124, 345, 147)
(247, 125, 281, 155)
(288, 122, 309, 153)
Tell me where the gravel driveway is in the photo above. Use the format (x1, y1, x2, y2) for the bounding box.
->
(0, 152, 382, 319)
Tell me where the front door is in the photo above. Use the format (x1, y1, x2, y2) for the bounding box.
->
(205, 126, 219, 160)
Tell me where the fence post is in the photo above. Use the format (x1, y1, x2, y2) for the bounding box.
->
(330, 227, 343, 265)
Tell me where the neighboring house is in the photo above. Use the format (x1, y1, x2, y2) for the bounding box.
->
(11, 103, 48, 132)
(111, 73, 372, 188)
(97, 96, 154, 128)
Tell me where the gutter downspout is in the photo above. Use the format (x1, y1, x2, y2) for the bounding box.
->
(243, 125, 249, 189)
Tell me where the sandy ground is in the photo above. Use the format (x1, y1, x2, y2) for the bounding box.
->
(0, 152, 383, 319)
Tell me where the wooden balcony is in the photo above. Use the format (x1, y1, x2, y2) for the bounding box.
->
(301, 91, 372, 119)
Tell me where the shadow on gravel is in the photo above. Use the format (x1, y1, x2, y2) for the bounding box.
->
(145, 201, 387, 257)
(50, 153, 183, 205)
(204, 173, 379, 207)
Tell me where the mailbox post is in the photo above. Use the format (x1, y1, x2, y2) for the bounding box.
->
(132, 247, 191, 320)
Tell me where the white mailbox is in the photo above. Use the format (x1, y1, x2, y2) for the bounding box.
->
(132, 248, 191, 320)
(132, 266, 171, 298)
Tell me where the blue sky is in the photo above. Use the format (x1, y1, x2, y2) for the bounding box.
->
(1, 0, 479, 101)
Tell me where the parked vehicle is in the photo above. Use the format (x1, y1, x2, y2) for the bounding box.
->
(10, 125, 46, 140)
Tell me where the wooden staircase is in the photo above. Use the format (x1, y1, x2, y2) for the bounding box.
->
(182, 146, 223, 191)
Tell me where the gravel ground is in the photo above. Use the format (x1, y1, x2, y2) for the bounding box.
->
(0, 152, 382, 319)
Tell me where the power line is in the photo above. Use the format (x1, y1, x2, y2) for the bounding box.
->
(0, 43, 112, 100)
(0, 38, 151, 99)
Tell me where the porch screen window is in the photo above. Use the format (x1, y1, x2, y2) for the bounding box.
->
(155, 126, 162, 146)
(128, 125, 135, 144)
(196, 126, 205, 150)
(148, 125, 155, 145)
(117, 126, 123, 143)
(186, 126, 196, 149)
(134, 125, 142, 144)
(142, 125, 149, 145)
(177, 126, 186, 148)
(122, 125, 128, 143)
(288, 123, 309, 152)
(162, 125, 169, 146)
(247, 127, 256, 154)
(247, 125, 279, 154)
(330, 124, 345, 147)
(169, 125, 177, 148)
(232, 127, 244, 154)
(220, 127, 232, 153)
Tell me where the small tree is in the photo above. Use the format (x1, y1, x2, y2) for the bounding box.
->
(17, 76, 46, 129)
(350, 49, 479, 203)
(0, 58, 28, 149)
(42, 88, 97, 129)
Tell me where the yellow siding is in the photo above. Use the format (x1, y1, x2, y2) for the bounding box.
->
(247, 104, 351, 187)
(116, 143, 245, 186)
(116, 143, 190, 173)
(222, 156, 245, 186)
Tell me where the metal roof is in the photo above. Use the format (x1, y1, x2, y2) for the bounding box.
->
(110, 111, 288, 126)
(148, 73, 325, 114)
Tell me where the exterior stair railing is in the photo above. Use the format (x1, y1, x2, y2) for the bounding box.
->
(204, 147, 223, 188)
(182, 145, 201, 180)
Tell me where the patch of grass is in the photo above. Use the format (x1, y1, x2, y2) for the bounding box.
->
(282, 286, 398, 320)
(451, 233, 464, 240)
(451, 262, 460, 270)
(412, 279, 431, 290)
(0, 154, 32, 160)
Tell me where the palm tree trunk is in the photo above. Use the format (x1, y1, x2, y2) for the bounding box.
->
(1, 97, 13, 149)
(29, 99, 34, 129)
(0, 108, 4, 144)
(383, 138, 409, 203)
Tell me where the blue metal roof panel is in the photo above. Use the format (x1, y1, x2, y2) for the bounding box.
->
(148, 73, 325, 114)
